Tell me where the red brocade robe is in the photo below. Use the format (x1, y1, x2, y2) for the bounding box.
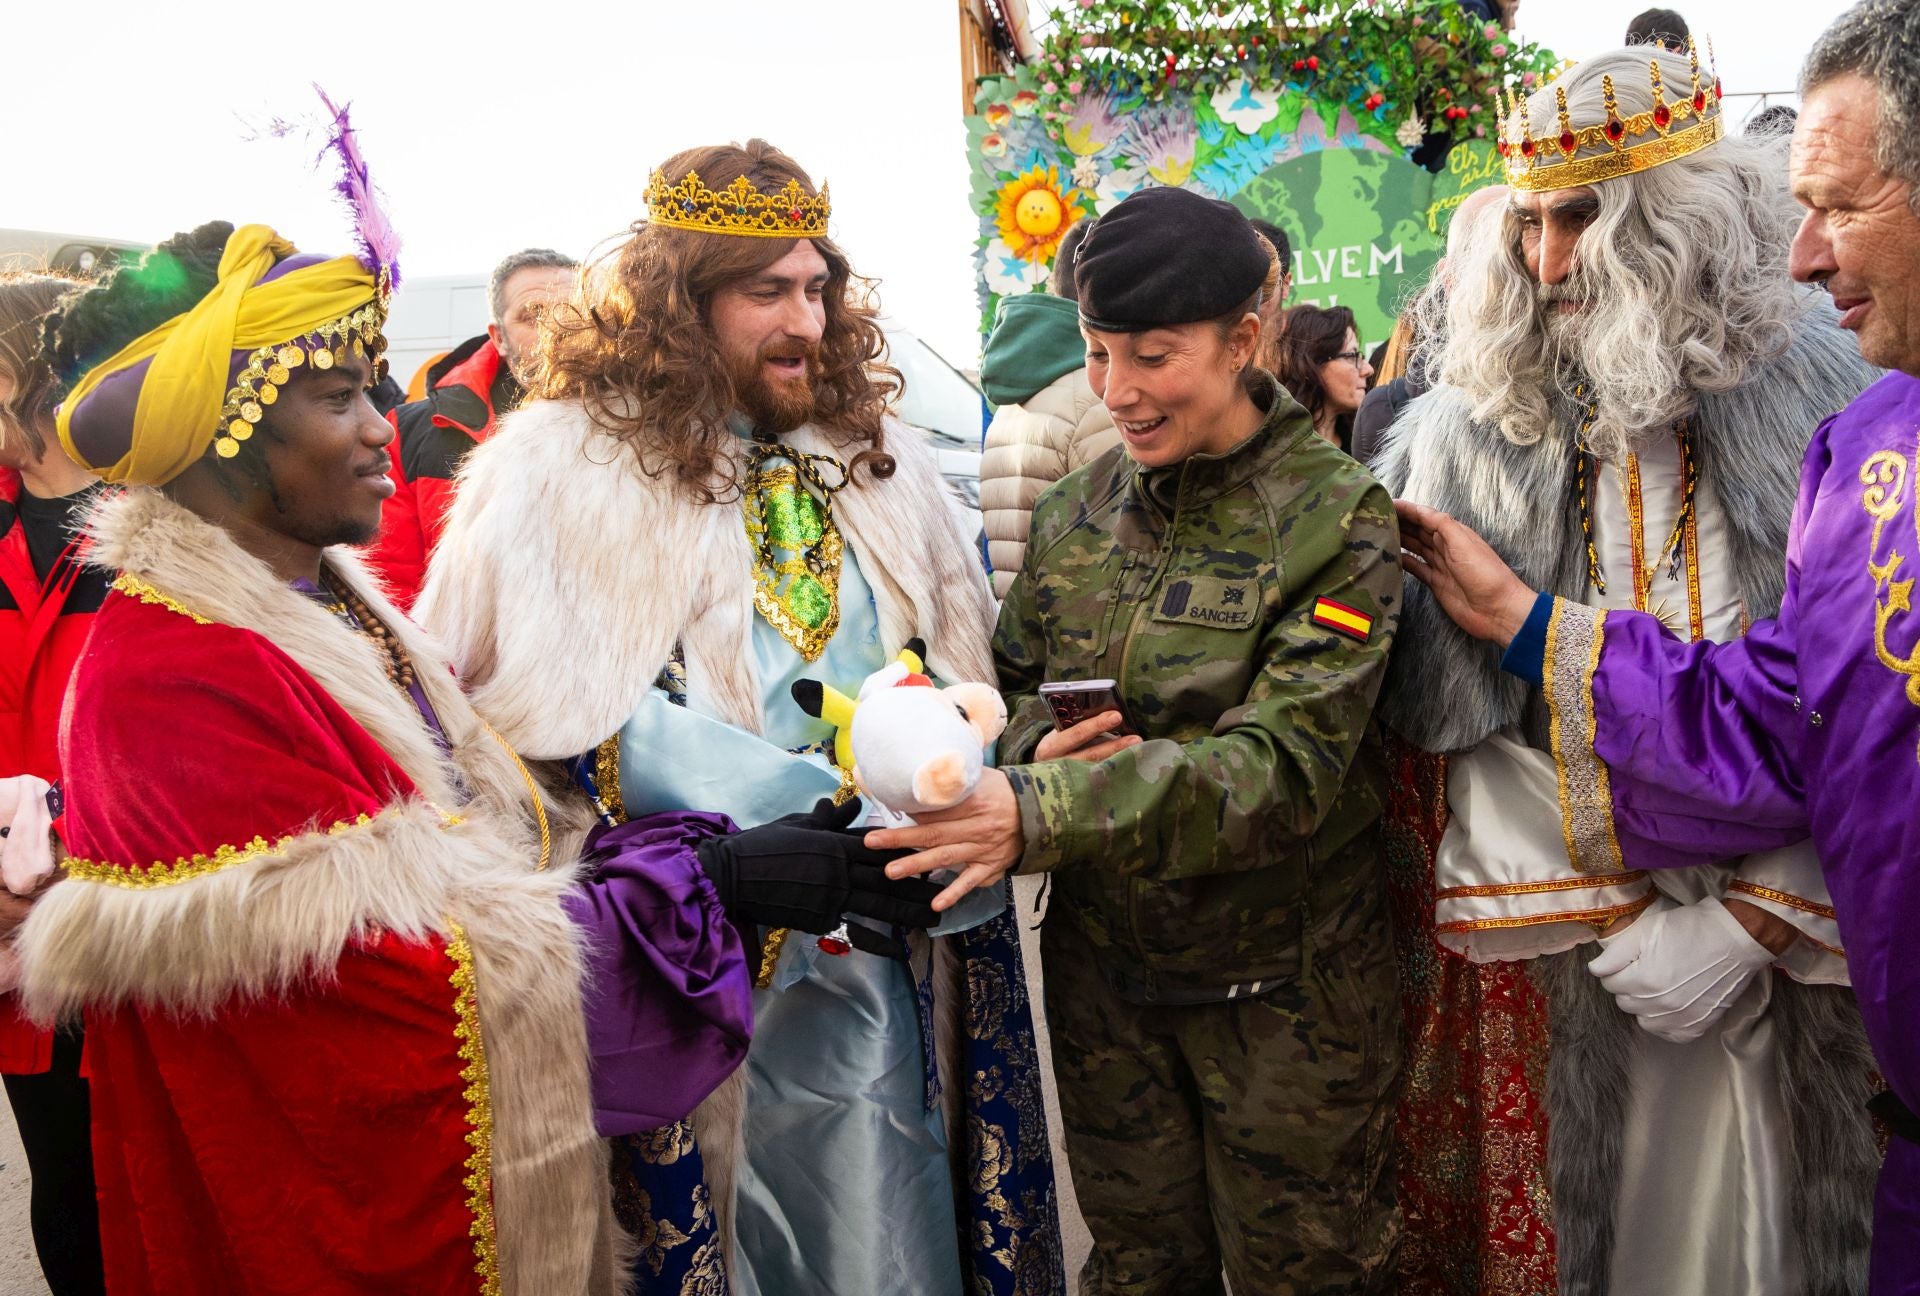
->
(16, 490, 622, 1295)
(1384, 739, 1558, 1294)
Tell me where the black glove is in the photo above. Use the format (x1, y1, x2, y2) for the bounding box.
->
(694, 799, 945, 953)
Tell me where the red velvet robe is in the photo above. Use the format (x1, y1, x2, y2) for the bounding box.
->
(56, 593, 494, 1293)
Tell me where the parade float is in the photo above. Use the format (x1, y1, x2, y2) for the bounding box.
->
(965, 0, 1559, 349)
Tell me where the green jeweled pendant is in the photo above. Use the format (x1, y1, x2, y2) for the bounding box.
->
(744, 464, 843, 660)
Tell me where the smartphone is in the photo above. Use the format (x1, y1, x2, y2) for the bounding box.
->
(1039, 680, 1135, 736)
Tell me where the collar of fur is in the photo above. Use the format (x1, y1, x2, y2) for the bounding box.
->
(1374, 303, 1877, 753)
(85, 487, 543, 829)
(418, 400, 998, 760)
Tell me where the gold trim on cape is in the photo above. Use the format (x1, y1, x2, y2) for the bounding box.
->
(62, 812, 418, 888)
(111, 573, 211, 624)
(445, 920, 502, 1296)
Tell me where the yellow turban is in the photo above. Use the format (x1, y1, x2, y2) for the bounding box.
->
(56, 224, 385, 486)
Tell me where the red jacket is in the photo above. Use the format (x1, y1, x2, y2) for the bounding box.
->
(364, 337, 519, 610)
(0, 469, 109, 1073)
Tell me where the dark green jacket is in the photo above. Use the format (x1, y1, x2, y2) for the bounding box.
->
(995, 375, 1401, 999)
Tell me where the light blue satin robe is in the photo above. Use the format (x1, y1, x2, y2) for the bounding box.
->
(618, 541, 1003, 1296)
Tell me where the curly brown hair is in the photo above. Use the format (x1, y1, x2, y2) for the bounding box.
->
(531, 139, 899, 502)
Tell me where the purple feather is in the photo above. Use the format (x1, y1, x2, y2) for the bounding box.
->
(311, 84, 402, 289)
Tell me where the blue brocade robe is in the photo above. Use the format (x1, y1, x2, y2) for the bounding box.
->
(615, 542, 1064, 1296)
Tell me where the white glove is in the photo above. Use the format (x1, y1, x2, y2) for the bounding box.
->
(0, 775, 55, 899)
(1586, 895, 1775, 1044)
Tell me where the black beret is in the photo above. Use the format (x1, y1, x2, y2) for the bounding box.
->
(1073, 186, 1271, 333)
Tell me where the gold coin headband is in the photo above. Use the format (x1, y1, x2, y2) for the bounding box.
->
(215, 296, 389, 459)
(644, 168, 831, 239)
(1500, 37, 1724, 193)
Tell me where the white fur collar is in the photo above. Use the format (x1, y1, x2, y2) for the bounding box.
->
(417, 401, 998, 760)
(87, 488, 540, 832)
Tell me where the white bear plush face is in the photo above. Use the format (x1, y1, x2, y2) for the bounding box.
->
(849, 680, 1007, 816)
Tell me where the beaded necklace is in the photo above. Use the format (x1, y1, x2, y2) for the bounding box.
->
(319, 567, 417, 690)
(1570, 383, 1697, 602)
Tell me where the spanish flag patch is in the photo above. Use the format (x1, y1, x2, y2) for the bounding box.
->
(1312, 598, 1374, 642)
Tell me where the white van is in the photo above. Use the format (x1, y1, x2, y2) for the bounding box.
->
(0, 228, 145, 277)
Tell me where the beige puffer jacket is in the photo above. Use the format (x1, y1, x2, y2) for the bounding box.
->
(979, 366, 1118, 597)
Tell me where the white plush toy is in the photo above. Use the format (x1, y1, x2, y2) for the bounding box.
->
(790, 638, 1007, 820)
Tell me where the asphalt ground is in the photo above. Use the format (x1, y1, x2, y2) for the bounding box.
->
(0, 1094, 49, 1296)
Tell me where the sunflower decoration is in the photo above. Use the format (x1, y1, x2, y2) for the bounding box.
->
(994, 164, 1084, 264)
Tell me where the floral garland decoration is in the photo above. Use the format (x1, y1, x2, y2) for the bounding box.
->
(1032, 0, 1558, 147)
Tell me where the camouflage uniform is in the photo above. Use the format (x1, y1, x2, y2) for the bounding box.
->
(996, 374, 1403, 1295)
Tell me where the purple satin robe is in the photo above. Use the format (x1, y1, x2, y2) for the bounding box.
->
(560, 811, 755, 1136)
(1540, 372, 1920, 1294)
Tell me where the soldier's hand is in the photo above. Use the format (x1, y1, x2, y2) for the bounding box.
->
(1395, 500, 1538, 646)
(867, 768, 1023, 913)
(1035, 711, 1142, 764)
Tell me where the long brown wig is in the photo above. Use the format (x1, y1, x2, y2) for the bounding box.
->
(530, 139, 899, 502)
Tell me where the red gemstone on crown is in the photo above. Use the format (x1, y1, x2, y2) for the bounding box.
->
(1497, 139, 1510, 157)
(1714, 79, 1723, 100)
(1558, 130, 1577, 155)
(789, 208, 802, 221)
(1654, 103, 1672, 128)
(1692, 90, 1706, 112)
(1520, 137, 1536, 158)
(1605, 118, 1626, 142)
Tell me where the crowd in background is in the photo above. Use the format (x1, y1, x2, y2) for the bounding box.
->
(0, 2, 1916, 1295)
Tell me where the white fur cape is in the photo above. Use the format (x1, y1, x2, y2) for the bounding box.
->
(415, 402, 998, 760)
(16, 489, 623, 1296)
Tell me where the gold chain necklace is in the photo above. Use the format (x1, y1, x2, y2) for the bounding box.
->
(1571, 384, 1697, 600)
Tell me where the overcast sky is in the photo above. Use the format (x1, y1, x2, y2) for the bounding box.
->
(5, 0, 1847, 369)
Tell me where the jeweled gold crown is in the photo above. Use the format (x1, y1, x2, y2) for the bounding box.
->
(644, 168, 831, 239)
(1501, 38, 1724, 193)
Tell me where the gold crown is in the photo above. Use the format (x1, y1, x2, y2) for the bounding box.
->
(1501, 38, 1724, 193)
(644, 168, 831, 239)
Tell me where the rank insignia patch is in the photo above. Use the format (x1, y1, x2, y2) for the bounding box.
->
(1312, 597, 1373, 642)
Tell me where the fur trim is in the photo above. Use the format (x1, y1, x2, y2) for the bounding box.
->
(417, 402, 998, 760)
(31, 488, 619, 1294)
(23, 802, 494, 1018)
(1376, 308, 1876, 752)
(1538, 953, 1876, 1296)
(690, 1066, 746, 1274)
(1769, 978, 1878, 1296)
(1536, 949, 1636, 1296)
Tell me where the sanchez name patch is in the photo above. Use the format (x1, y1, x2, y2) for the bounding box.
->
(1155, 576, 1258, 629)
(1312, 597, 1374, 642)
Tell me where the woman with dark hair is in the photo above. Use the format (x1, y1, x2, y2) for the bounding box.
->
(1263, 304, 1374, 452)
(0, 273, 105, 1296)
(874, 184, 1404, 1294)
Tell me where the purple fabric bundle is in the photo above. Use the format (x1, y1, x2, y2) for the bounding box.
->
(561, 810, 755, 1135)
